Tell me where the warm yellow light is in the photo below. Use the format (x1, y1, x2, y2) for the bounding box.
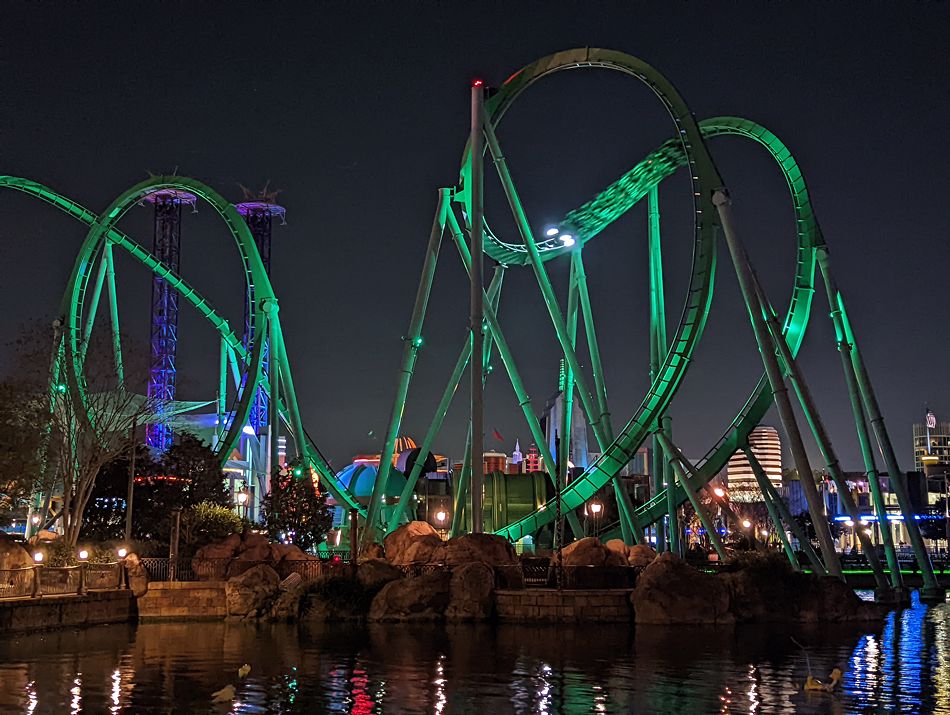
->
(590, 502, 603, 515)
(78, 549, 89, 561)
(845, 519, 854, 527)
(117, 547, 128, 559)
(742, 520, 752, 529)
(713, 487, 725, 498)
(33, 552, 44, 563)
(435, 510, 447, 523)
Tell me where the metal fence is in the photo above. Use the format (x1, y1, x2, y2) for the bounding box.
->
(0, 563, 124, 600)
(141, 555, 352, 583)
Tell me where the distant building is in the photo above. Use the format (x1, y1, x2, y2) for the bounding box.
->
(913, 409, 950, 473)
(523, 444, 542, 473)
(726, 425, 783, 502)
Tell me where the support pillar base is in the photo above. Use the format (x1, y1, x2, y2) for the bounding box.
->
(874, 586, 911, 606)
(919, 586, 946, 605)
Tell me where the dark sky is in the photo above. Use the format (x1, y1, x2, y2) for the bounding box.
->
(2, 2, 948, 471)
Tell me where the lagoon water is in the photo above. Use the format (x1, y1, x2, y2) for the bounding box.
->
(0, 592, 947, 714)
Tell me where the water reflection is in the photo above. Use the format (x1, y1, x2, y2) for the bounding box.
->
(0, 593, 945, 713)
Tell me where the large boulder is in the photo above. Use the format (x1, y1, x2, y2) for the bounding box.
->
(360, 543, 385, 562)
(0, 534, 33, 571)
(632, 552, 733, 625)
(235, 532, 272, 562)
(226, 564, 280, 618)
(357, 558, 402, 592)
(194, 532, 242, 561)
(384, 521, 443, 565)
(445, 562, 495, 621)
(269, 574, 307, 621)
(628, 544, 657, 568)
(443, 533, 518, 567)
(368, 571, 451, 621)
(561, 537, 626, 567)
(124, 552, 149, 597)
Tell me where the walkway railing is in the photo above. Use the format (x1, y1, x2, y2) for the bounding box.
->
(0, 563, 124, 600)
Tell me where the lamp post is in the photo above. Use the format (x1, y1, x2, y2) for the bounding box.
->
(435, 510, 447, 540)
(589, 501, 603, 537)
(237, 486, 249, 527)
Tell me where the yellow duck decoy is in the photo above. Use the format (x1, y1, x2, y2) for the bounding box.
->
(238, 664, 251, 679)
(804, 667, 843, 692)
(211, 684, 236, 703)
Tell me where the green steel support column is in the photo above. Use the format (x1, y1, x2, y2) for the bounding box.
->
(103, 243, 124, 383)
(227, 344, 242, 390)
(816, 249, 903, 589)
(80, 249, 109, 362)
(216, 336, 227, 448)
(389, 267, 507, 532)
(663, 415, 678, 554)
(559, 256, 579, 542)
(751, 270, 890, 590)
(268, 310, 307, 467)
(657, 433, 727, 560)
(450, 426, 472, 536)
(447, 208, 583, 538)
(470, 85, 486, 535)
(648, 185, 667, 549)
(572, 250, 638, 542)
(481, 121, 610, 453)
(713, 189, 843, 578)
(743, 448, 801, 571)
(363, 190, 449, 545)
(838, 294, 940, 597)
(266, 304, 281, 475)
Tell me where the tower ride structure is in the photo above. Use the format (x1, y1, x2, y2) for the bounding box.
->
(143, 189, 196, 451)
(2, 47, 940, 603)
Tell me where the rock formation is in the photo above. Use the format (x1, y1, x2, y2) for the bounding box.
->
(368, 571, 451, 621)
(0, 533, 33, 571)
(225, 563, 280, 618)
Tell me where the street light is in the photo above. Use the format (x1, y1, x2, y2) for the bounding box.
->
(33, 552, 43, 563)
(237, 488, 249, 524)
(78, 549, 89, 561)
(117, 547, 128, 559)
(742, 519, 752, 529)
(713, 487, 726, 498)
(435, 510, 447, 539)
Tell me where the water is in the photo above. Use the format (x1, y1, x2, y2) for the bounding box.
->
(0, 591, 947, 714)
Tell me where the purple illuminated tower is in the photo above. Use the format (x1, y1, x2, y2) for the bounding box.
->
(235, 188, 285, 435)
(144, 189, 197, 451)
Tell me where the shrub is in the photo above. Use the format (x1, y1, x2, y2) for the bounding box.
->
(182, 501, 242, 551)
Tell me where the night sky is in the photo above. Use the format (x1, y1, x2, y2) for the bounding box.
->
(2, 2, 948, 472)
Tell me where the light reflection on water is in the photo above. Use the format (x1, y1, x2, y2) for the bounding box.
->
(0, 591, 945, 714)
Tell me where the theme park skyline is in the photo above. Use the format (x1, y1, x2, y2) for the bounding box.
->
(2, 3, 949, 471)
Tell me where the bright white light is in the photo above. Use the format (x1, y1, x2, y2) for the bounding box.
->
(117, 547, 128, 559)
(559, 234, 575, 247)
(435, 510, 447, 523)
(78, 550, 89, 561)
(242, 425, 256, 435)
(590, 502, 603, 515)
(864, 528, 873, 536)
(33, 552, 43, 563)
(845, 519, 854, 527)
(545, 227, 560, 237)
(760, 530, 768, 538)
(713, 487, 725, 498)
(31, 515, 40, 525)
(237, 491, 248, 505)
(742, 520, 752, 529)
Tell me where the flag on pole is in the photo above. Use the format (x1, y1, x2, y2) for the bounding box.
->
(492, 428, 504, 442)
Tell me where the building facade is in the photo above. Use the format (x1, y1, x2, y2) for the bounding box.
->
(726, 425, 783, 502)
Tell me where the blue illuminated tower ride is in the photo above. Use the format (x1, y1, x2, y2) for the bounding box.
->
(235, 188, 285, 436)
(144, 189, 196, 451)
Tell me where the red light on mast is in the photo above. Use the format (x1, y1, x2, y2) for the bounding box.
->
(472, 78, 484, 87)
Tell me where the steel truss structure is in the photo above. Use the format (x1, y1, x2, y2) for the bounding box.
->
(1, 47, 939, 603)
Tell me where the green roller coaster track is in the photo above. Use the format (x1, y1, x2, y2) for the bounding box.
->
(1, 47, 939, 600)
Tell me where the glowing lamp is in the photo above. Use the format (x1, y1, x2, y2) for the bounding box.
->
(742, 520, 752, 529)
(559, 234, 575, 247)
(713, 487, 725, 498)
(78, 549, 89, 561)
(31, 515, 40, 525)
(545, 227, 560, 237)
(472, 78, 484, 87)
(237, 491, 248, 505)
(242, 424, 256, 436)
(590, 502, 603, 515)
(435, 510, 447, 523)
(33, 552, 44, 563)
(117, 547, 128, 559)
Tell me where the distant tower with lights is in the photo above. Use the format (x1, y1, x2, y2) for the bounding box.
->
(235, 185, 285, 436)
(144, 189, 197, 451)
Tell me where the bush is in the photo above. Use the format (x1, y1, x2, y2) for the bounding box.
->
(182, 502, 241, 551)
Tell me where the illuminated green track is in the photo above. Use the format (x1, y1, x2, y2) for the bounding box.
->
(4, 49, 938, 596)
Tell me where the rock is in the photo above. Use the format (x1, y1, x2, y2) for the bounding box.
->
(384, 521, 443, 565)
(360, 543, 385, 561)
(357, 559, 402, 592)
(269, 581, 308, 621)
(0, 533, 33, 571)
(604, 539, 628, 559)
(628, 544, 657, 568)
(368, 571, 451, 621)
(445, 562, 494, 621)
(443, 533, 518, 567)
(226, 564, 280, 618)
(124, 552, 149, 597)
(400, 535, 446, 565)
(795, 574, 881, 622)
(632, 552, 733, 625)
(236, 535, 272, 562)
(494, 564, 526, 589)
(561, 537, 626, 567)
(194, 532, 242, 561)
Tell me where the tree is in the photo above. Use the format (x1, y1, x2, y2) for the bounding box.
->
(82, 433, 230, 548)
(261, 459, 333, 552)
(0, 380, 52, 528)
